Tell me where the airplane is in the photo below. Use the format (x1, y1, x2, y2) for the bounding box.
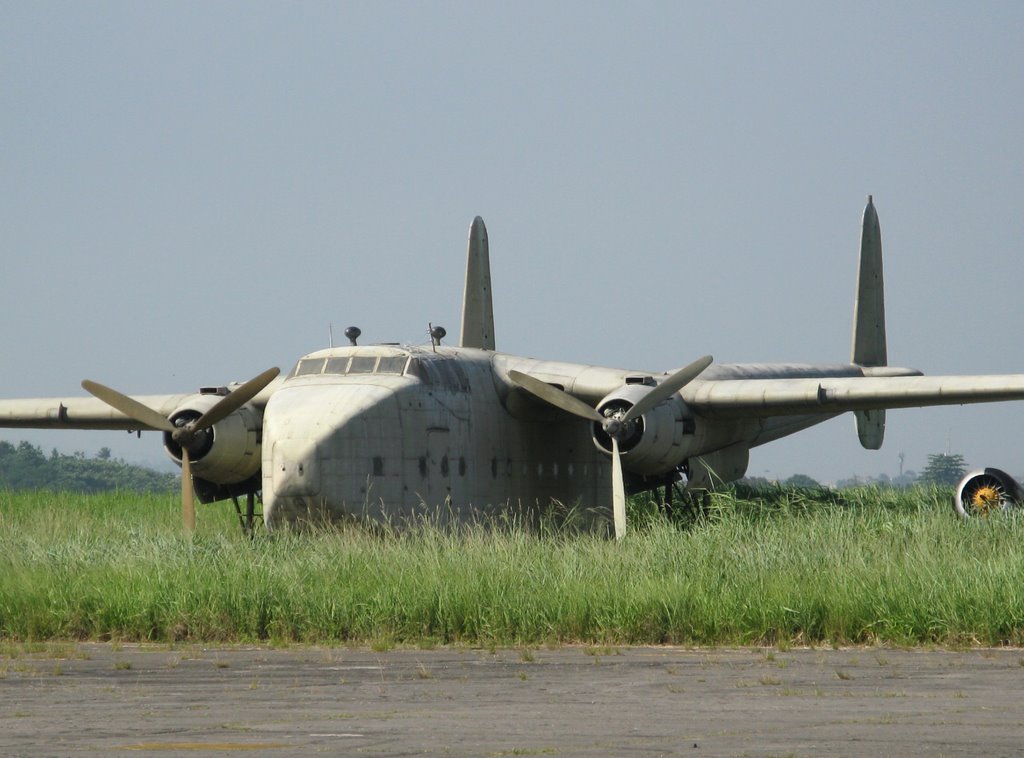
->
(2, 197, 1023, 536)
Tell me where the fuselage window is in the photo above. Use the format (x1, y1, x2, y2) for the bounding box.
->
(295, 358, 326, 376)
(348, 356, 378, 374)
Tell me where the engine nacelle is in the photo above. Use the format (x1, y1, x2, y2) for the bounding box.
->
(163, 394, 263, 485)
(591, 382, 697, 475)
(954, 467, 1024, 518)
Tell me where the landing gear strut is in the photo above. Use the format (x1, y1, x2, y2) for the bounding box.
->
(664, 479, 710, 521)
(663, 480, 675, 517)
(231, 492, 263, 537)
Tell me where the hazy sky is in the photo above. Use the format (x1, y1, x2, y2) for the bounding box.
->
(2, 2, 1023, 483)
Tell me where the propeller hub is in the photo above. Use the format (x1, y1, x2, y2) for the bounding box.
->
(596, 403, 642, 451)
(166, 413, 213, 460)
(171, 425, 196, 447)
(506, 355, 713, 542)
(81, 365, 281, 533)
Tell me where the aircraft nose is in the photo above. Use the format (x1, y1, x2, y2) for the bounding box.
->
(261, 382, 400, 529)
(271, 436, 320, 498)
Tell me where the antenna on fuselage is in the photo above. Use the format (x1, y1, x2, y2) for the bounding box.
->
(428, 323, 446, 352)
(329, 323, 334, 348)
(345, 326, 361, 346)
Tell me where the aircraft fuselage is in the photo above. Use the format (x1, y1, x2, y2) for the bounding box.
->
(259, 344, 869, 529)
(262, 345, 615, 528)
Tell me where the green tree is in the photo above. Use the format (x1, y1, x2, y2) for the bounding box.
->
(918, 453, 967, 486)
(783, 473, 820, 488)
(0, 441, 175, 493)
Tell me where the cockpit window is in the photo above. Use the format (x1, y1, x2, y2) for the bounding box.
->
(377, 356, 408, 375)
(295, 354, 412, 379)
(294, 358, 326, 376)
(348, 356, 377, 374)
(405, 358, 428, 383)
(325, 357, 350, 375)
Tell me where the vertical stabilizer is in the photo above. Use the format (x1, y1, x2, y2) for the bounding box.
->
(459, 216, 495, 350)
(851, 196, 886, 449)
(852, 196, 886, 367)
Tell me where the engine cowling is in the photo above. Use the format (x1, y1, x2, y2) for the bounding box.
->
(163, 394, 263, 485)
(954, 467, 1024, 518)
(591, 382, 697, 475)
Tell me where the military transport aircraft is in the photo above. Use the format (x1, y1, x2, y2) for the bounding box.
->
(2, 198, 1023, 536)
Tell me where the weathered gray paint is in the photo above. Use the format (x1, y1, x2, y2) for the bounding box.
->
(3, 202, 1024, 530)
(458, 216, 495, 351)
(851, 196, 887, 450)
(260, 346, 611, 527)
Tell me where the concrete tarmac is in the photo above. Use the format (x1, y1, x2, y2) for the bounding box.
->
(2, 643, 1023, 756)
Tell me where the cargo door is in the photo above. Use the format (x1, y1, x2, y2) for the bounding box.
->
(425, 428, 451, 504)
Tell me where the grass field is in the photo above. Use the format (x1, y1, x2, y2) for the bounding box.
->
(1, 487, 1023, 647)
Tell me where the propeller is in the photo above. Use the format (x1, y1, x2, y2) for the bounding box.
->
(82, 367, 280, 531)
(508, 355, 712, 539)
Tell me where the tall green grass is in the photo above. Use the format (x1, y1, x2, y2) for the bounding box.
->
(1, 487, 1022, 646)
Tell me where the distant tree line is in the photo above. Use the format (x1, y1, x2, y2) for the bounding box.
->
(0, 441, 176, 494)
(0, 440, 1003, 496)
(744, 453, 984, 490)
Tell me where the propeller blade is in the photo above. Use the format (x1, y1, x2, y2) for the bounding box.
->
(84, 368, 279, 535)
(193, 367, 280, 431)
(611, 436, 626, 540)
(81, 380, 176, 432)
(181, 447, 196, 532)
(507, 370, 605, 423)
(510, 357, 712, 543)
(622, 355, 713, 424)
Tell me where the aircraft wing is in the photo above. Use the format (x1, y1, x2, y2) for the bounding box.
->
(0, 373, 284, 432)
(0, 394, 195, 430)
(685, 375, 1024, 419)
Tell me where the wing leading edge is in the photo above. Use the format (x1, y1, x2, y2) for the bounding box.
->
(0, 394, 193, 430)
(685, 374, 1024, 419)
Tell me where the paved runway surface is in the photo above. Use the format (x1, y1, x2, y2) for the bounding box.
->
(2, 643, 1023, 756)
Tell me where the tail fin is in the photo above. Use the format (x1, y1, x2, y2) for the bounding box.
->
(851, 196, 886, 449)
(459, 217, 495, 350)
